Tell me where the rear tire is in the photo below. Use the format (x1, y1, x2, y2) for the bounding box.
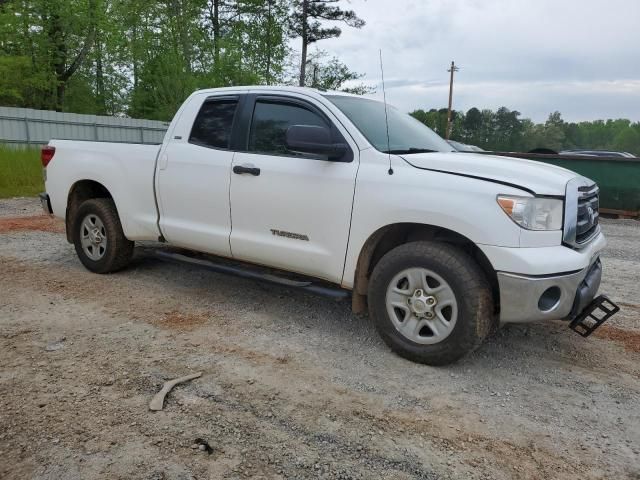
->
(72, 198, 134, 274)
(368, 241, 494, 366)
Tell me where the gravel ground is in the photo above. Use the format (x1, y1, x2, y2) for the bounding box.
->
(0, 197, 639, 480)
(0, 196, 43, 217)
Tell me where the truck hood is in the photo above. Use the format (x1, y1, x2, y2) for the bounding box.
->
(400, 152, 578, 196)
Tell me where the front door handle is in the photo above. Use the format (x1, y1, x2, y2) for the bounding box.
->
(233, 165, 261, 176)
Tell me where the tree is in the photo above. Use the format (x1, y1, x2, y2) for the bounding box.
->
(493, 107, 523, 151)
(128, 51, 199, 120)
(127, 0, 291, 120)
(224, 0, 290, 85)
(613, 127, 640, 156)
(462, 107, 482, 144)
(477, 109, 496, 148)
(0, 0, 294, 116)
(0, 56, 47, 106)
(410, 103, 639, 155)
(409, 108, 449, 137)
(304, 50, 374, 94)
(546, 110, 564, 128)
(0, 0, 99, 110)
(43, 0, 99, 110)
(521, 114, 566, 152)
(290, 0, 364, 87)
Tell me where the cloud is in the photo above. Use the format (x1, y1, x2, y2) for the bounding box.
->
(315, 0, 640, 122)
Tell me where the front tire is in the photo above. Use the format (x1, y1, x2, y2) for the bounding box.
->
(368, 241, 494, 366)
(72, 198, 134, 274)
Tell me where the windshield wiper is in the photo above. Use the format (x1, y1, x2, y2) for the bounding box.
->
(382, 148, 438, 154)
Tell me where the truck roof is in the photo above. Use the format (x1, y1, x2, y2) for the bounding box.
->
(192, 85, 370, 101)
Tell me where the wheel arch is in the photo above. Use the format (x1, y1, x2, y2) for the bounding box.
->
(351, 223, 499, 315)
(65, 179, 115, 243)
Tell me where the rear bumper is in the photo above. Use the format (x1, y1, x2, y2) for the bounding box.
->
(498, 257, 602, 323)
(39, 192, 53, 214)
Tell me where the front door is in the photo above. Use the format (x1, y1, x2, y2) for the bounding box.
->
(229, 95, 359, 284)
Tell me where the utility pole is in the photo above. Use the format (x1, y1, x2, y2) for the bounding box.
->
(446, 61, 459, 140)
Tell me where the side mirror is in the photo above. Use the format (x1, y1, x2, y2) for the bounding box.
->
(285, 125, 348, 160)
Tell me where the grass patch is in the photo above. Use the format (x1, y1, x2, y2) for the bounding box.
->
(0, 145, 43, 198)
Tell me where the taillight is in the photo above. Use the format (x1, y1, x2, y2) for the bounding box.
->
(41, 146, 56, 167)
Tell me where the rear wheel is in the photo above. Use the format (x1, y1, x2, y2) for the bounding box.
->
(72, 198, 134, 273)
(368, 241, 494, 365)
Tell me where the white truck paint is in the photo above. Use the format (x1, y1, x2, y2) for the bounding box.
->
(42, 86, 611, 364)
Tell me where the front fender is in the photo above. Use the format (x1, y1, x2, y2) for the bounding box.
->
(342, 157, 526, 288)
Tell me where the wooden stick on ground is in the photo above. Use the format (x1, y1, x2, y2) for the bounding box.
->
(149, 372, 203, 411)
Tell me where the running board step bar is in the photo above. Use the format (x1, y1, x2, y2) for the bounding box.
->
(151, 250, 350, 299)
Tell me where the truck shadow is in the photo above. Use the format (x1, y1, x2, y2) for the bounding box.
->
(124, 248, 634, 374)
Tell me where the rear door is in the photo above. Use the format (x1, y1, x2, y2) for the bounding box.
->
(156, 94, 242, 255)
(229, 94, 359, 283)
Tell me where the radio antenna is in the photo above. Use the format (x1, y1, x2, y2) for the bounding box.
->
(379, 49, 393, 175)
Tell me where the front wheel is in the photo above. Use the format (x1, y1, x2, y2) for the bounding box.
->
(368, 241, 494, 366)
(72, 198, 134, 274)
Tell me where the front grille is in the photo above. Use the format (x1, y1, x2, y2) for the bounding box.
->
(575, 185, 599, 244)
(563, 177, 600, 249)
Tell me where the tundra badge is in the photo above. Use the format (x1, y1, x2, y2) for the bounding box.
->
(270, 229, 309, 241)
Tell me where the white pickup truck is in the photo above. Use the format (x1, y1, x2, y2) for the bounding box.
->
(40, 86, 618, 365)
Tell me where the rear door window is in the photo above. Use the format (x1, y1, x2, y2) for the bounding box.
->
(189, 98, 239, 149)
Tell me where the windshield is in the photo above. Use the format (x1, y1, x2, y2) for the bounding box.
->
(325, 95, 453, 154)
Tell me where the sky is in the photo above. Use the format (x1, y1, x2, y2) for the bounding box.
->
(314, 0, 640, 122)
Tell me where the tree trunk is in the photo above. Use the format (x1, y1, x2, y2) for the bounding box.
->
(213, 0, 220, 65)
(55, 83, 66, 112)
(48, 11, 67, 111)
(265, 0, 272, 84)
(132, 20, 138, 89)
(178, 0, 191, 73)
(95, 30, 106, 114)
(167, 0, 190, 72)
(298, 0, 308, 87)
(48, 0, 97, 111)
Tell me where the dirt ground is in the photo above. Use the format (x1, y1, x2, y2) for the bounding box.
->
(1, 197, 639, 480)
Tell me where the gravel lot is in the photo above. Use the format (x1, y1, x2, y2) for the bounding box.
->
(1, 197, 639, 480)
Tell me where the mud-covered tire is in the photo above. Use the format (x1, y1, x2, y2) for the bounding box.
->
(368, 241, 494, 366)
(72, 198, 134, 274)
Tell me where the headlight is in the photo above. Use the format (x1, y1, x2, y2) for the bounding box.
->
(497, 195, 563, 231)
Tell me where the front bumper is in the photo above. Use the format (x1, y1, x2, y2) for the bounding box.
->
(498, 257, 602, 323)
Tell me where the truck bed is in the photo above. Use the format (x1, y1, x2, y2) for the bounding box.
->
(46, 140, 161, 241)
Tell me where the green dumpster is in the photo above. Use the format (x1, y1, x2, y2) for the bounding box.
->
(487, 152, 640, 216)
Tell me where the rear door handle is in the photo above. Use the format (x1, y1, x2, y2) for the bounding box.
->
(233, 165, 261, 176)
